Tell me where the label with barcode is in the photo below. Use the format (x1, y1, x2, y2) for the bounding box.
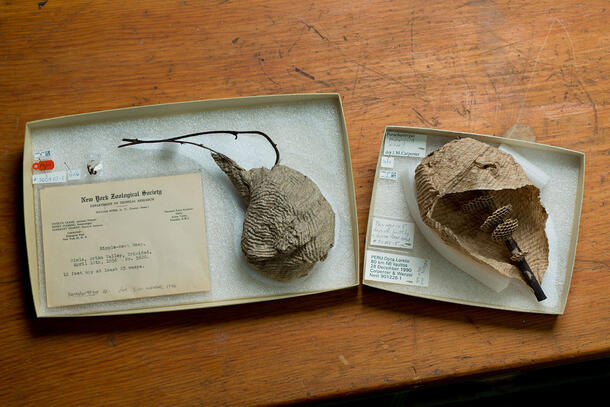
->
(364, 250, 430, 287)
(33, 171, 67, 184)
(379, 169, 397, 181)
(34, 150, 52, 160)
(384, 132, 427, 158)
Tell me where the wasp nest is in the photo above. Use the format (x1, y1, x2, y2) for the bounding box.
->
(414, 137, 549, 296)
(212, 153, 335, 281)
(119, 130, 335, 282)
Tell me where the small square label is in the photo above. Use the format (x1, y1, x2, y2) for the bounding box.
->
(379, 169, 398, 181)
(380, 156, 394, 168)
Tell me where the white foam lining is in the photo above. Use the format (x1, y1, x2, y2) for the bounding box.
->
(30, 98, 358, 316)
(366, 134, 580, 314)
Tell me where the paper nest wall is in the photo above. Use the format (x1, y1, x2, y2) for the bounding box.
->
(25, 95, 359, 316)
(364, 129, 583, 314)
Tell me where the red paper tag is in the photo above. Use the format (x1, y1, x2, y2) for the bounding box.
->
(32, 160, 55, 171)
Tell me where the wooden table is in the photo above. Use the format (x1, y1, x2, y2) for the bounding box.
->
(1, 1, 608, 405)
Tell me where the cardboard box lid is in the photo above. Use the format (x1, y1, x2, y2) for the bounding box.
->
(363, 126, 584, 314)
(24, 94, 359, 317)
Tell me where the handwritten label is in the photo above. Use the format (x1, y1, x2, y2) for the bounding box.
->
(364, 250, 430, 287)
(384, 132, 427, 158)
(379, 169, 398, 181)
(67, 169, 81, 180)
(33, 171, 66, 184)
(370, 217, 414, 249)
(380, 156, 394, 168)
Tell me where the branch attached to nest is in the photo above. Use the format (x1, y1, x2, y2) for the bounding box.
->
(463, 193, 547, 302)
(118, 130, 280, 167)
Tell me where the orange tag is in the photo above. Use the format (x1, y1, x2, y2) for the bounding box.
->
(32, 160, 55, 171)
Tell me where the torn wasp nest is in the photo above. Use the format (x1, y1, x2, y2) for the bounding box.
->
(414, 137, 548, 300)
(119, 131, 335, 282)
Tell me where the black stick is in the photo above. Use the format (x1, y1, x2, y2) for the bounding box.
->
(118, 130, 280, 167)
(463, 193, 547, 301)
(504, 238, 547, 301)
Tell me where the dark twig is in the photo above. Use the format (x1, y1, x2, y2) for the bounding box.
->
(118, 130, 280, 167)
(463, 193, 546, 301)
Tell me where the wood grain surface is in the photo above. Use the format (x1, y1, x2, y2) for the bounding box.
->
(1, 1, 609, 405)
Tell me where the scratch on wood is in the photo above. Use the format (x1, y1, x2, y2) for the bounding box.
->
(456, 0, 487, 9)
(383, 375, 395, 383)
(485, 73, 498, 95)
(411, 315, 418, 350)
(465, 315, 481, 332)
(332, 44, 428, 101)
(351, 64, 361, 97)
(298, 20, 328, 41)
(45, 0, 94, 36)
(454, 101, 471, 118)
(477, 41, 521, 57)
(552, 336, 564, 353)
(545, 72, 557, 81)
(295, 67, 315, 80)
(287, 31, 304, 55)
(232, 37, 239, 45)
(255, 53, 280, 87)
(411, 108, 439, 127)
(265, 14, 275, 25)
(555, 18, 599, 137)
(359, 64, 414, 92)
(38, 0, 49, 9)
(575, 259, 610, 271)
(514, 20, 556, 125)
(409, 19, 415, 64)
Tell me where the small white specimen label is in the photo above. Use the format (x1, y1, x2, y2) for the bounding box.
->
(379, 169, 398, 181)
(384, 132, 427, 158)
(33, 171, 67, 184)
(365, 250, 430, 287)
(34, 150, 52, 160)
(370, 217, 414, 249)
(67, 169, 81, 180)
(380, 156, 394, 168)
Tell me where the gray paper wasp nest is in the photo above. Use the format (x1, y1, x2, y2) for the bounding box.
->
(212, 153, 335, 281)
(119, 130, 335, 282)
(414, 137, 549, 300)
